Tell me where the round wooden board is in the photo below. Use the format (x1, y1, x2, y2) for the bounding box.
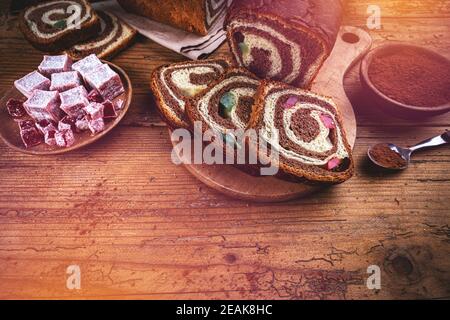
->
(171, 26, 372, 202)
(0, 61, 132, 155)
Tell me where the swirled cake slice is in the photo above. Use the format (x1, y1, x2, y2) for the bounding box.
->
(151, 59, 230, 128)
(66, 10, 137, 60)
(186, 67, 259, 142)
(225, 0, 342, 88)
(248, 81, 354, 183)
(19, 0, 101, 52)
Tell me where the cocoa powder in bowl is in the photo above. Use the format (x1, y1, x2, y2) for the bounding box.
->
(369, 144, 407, 169)
(368, 48, 450, 108)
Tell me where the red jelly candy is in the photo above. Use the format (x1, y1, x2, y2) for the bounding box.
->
(18, 121, 43, 148)
(320, 114, 336, 129)
(103, 100, 117, 119)
(18, 120, 35, 131)
(326, 157, 342, 170)
(87, 89, 104, 103)
(7, 98, 26, 118)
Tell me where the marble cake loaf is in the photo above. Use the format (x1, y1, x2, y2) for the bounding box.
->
(65, 10, 137, 60)
(151, 59, 230, 129)
(19, 0, 101, 52)
(248, 81, 354, 184)
(117, 0, 229, 35)
(225, 0, 343, 88)
(186, 68, 259, 144)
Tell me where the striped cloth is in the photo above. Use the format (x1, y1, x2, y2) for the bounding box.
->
(93, 0, 232, 60)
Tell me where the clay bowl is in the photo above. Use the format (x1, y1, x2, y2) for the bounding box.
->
(360, 43, 450, 119)
(0, 61, 132, 155)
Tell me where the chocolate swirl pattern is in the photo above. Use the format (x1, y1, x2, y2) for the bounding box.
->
(187, 69, 259, 135)
(225, 0, 342, 88)
(24, 0, 92, 38)
(66, 11, 136, 59)
(249, 81, 354, 183)
(151, 59, 230, 128)
(19, 0, 100, 52)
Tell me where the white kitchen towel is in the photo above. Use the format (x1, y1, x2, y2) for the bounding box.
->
(93, 0, 231, 60)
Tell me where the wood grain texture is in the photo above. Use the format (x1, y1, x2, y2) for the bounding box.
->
(0, 0, 449, 299)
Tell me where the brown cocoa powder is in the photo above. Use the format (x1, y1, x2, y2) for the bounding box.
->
(369, 143, 407, 169)
(369, 48, 450, 108)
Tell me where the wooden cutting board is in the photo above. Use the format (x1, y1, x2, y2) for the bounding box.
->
(171, 26, 372, 202)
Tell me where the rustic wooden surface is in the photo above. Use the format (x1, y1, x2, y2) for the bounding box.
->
(0, 0, 449, 300)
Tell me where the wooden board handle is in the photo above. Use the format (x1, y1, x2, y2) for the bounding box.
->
(312, 26, 373, 94)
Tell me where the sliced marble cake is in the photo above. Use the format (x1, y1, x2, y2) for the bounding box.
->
(248, 81, 354, 183)
(19, 0, 101, 52)
(151, 59, 230, 128)
(185, 67, 259, 150)
(225, 0, 342, 88)
(66, 10, 137, 60)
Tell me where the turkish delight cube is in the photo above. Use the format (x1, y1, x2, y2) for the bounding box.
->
(6, 98, 26, 118)
(35, 119, 55, 134)
(60, 85, 89, 117)
(54, 129, 75, 147)
(88, 118, 105, 134)
(102, 100, 117, 119)
(14, 71, 50, 98)
(84, 64, 124, 101)
(44, 127, 57, 146)
(18, 121, 43, 148)
(58, 115, 78, 132)
(64, 129, 75, 147)
(84, 102, 104, 120)
(115, 98, 124, 111)
(55, 130, 66, 147)
(75, 116, 90, 131)
(23, 89, 62, 122)
(50, 71, 82, 92)
(38, 55, 72, 77)
(71, 54, 102, 80)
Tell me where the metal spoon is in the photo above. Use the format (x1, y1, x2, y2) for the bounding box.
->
(368, 131, 450, 170)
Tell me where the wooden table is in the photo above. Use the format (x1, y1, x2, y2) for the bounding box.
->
(0, 0, 449, 300)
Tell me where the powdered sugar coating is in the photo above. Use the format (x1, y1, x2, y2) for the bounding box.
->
(14, 71, 50, 98)
(60, 85, 89, 117)
(75, 117, 89, 131)
(38, 55, 72, 77)
(50, 71, 82, 92)
(84, 64, 124, 101)
(71, 54, 102, 79)
(84, 102, 104, 120)
(23, 89, 61, 122)
(88, 118, 105, 134)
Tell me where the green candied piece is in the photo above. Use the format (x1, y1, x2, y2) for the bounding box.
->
(219, 91, 237, 119)
(239, 42, 249, 56)
(53, 20, 67, 29)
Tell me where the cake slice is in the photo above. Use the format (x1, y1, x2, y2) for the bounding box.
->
(186, 67, 259, 140)
(225, 0, 342, 88)
(151, 59, 230, 129)
(65, 10, 137, 60)
(19, 0, 101, 52)
(248, 81, 354, 183)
